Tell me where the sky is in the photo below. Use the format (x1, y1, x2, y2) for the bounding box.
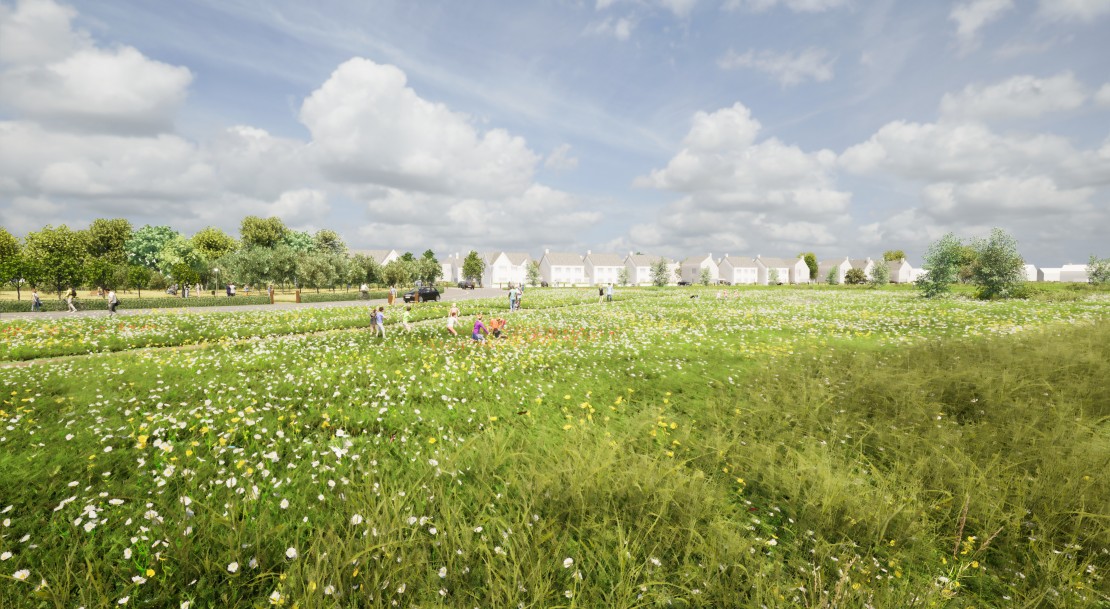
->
(0, 0, 1108, 265)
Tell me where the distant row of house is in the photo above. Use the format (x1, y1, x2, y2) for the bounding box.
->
(350, 249, 1091, 287)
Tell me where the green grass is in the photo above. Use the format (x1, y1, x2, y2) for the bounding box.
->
(0, 289, 1107, 607)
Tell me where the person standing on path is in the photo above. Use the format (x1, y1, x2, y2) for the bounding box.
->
(360, 283, 369, 300)
(373, 306, 386, 338)
(31, 289, 42, 312)
(447, 303, 459, 336)
(388, 286, 396, 306)
(66, 286, 78, 312)
(107, 289, 119, 317)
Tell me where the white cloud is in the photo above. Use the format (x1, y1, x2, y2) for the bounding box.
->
(921, 177, 1094, 223)
(627, 103, 851, 256)
(949, 0, 1014, 49)
(939, 72, 1087, 121)
(723, 0, 850, 13)
(1096, 83, 1110, 106)
(0, 1, 192, 135)
(271, 189, 330, 228)
(584, 16, 635, 41)
(0, 0, 88, 65)
(300, 58, 540, 199)
(595, 0, 696, 17)
(544, 144, 579, 171)
(1037, 0, 1110, 22)
(718, 48, 834, 86)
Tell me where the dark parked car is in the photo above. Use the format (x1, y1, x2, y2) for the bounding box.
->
(457, 280, 476, 289)
(404, 286, 441, 302)
(677, 280, 691, 286)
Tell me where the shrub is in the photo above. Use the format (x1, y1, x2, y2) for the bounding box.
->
(970, 228, 1025, 300)
(1088, 255, 1110, 284)
(299, 290, 388, 303)
(916, 233, 963, 298)
(844, 268, 867, 285)
(825, 267, 840, 285)
(869, 259, 890, 287)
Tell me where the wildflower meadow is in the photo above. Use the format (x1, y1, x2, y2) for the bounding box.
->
(1, 287, 1107, 607)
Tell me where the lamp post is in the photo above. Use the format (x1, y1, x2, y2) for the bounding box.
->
(213, 268, 219, 294)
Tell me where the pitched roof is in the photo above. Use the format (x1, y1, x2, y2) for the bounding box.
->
(719, 255, 758, 268)
(586, 252, 625, 266)
(819, 258, 849, 267)
(758, 257, 800, 267)
(682, 254, 714, 265)
(625, 253, 661, 266)
(542, 252, 584, 266)
(351, 249, 397, 264)
(850, 258, 873, 269)
(504, 252, 531, 265)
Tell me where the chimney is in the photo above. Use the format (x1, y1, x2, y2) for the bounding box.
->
(587, 249, 591, 255)
(545, 248, 550, 254)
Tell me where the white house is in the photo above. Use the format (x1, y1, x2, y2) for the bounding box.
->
(624, 253, 656, 285)
(1041, 268, 1062, 282)
(480, 251, 533, 287)
(441, 253, 461, 283)
(757, 256, 809, 285)
(1023, 264, 1041, 282)
(887, 259, 913, 283)
(1060, 264, 1089, 283)
(818, 257, 852, 284)
(505, 252, 532, 286)
(681, 253, 719, 284)
(584, 251, 625, 285)
(539, 250, 586, 285)
(850, 258, 876, 280)
(717, 255, 759, 285)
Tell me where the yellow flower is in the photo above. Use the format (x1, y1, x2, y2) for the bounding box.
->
(428, 437, 436, 444)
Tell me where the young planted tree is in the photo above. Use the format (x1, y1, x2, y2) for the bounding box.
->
(190, 227, 239, 261)
(128, 265, 153, 299)
(970, 228, 1025, 300)
(870, 258, 890, 286)
(381, 258, 414, 287)
(799, 252, 818, 281)
(698, 267, 712, 286)
(844, 268, 867, 285)
(526, 261, 541, 287)
(348, 253, 382, 286)
(87, 218, 133, 264)
(462, 251, 485, 284)
(1088, 254, 1110, 284)
(297, 252, 338, 292)
(882, 250, 906, 262)
(767, 269, 780, 285)
(650, 258, 670, 287)
(0, 228, 23, 299)
(826, 267, 840, 285)
(618, 267, 631, 287)
(915, 233, 963, 298)
(313, 229, 346, 255)
(281, 230, 315, 253)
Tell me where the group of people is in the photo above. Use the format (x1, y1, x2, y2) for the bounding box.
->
(370, 300, 507, 343)
(29, 286, 119, 316)
(597, 284, 614, 303)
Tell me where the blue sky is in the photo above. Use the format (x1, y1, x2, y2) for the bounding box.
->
(1, 0, 1108, 264)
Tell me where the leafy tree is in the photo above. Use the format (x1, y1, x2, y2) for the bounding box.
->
(969, 228, 1025, 300)
(768, 268, 780, 285)
(313, 229, 346, 255)
(400, 251, 416, 262)
(618, 266, 631, 286)
(170, 262, 199, 291)
(883, 249, 906, 262)
(797, 252, 818, 281)
(650, 258, 670, 287)
(698, 267, 712, 286)
(844, 268, 867, 285)
(870, 258, 890, 287)
(87, 218, 133, 264)
(281, 230, 315, 253)
(915, 233, 963, 298)
(128, 265, 153, 298)
(826, 267, 840, 285)
(381, 258, 414, 286)
(190, 227, 239, 261)
(1088, 255, 1110, 284)
(23, 225, 89, 295)
(125, 225, 178, 270)
(158, 235, 205, 276)
(955, 244, 978, 283)
(526, 261, 541, 287)
(462, 251, 485, 283)
(110, 264, 131, 293)
(297, 252, 339, 292)
(347, 253, 382, 286)
(268, 245, 299, 287)
(421, 249, 437, 262)
(83, 256, 115, 290)
(218, 246, 270, 287)
(240, 216, 287, 249)
(416, 258, 442, 284)
(0, 228, 22, 298)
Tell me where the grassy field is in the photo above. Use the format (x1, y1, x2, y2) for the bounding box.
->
(0, 287, 1107, 607)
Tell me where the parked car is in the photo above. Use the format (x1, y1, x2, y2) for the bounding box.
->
(717, 279, 732, 286)
(677, 280, 691, 286)
(540, 281, 549, 288)
(457, 280, 476, 289)
(404, 286, 441, 302)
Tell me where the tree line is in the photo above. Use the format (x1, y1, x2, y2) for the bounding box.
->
(0, 217, 447, 299)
